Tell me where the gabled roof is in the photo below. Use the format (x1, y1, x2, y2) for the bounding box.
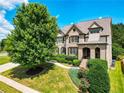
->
(60, 18, 112, 36)
(66, 24, 84, 35)
(89, 21, 102, 29)
(57, 29, 65, 37)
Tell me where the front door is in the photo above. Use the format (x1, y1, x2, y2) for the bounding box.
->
(83, 48, 90, 59)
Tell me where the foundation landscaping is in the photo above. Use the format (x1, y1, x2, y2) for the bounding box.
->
(50, 54, 81, 66)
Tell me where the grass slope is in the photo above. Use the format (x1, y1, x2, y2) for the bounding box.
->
(2, 64, 78, 93)
(0, 81, 21, 93)
(0, 56, 11, 65)
(109, 61, 124, 93)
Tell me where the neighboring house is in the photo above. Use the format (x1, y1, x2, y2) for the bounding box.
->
(56, 18, 112, 68)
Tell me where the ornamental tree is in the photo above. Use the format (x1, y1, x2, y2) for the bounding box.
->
(7, 3, 58, 68)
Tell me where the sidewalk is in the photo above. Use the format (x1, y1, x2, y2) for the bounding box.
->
(0, 63, 19, 73)
(0, 75, 40, 93)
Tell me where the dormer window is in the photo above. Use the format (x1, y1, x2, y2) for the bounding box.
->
(90, 28, 100, 33)
(88, 22, 103, 34)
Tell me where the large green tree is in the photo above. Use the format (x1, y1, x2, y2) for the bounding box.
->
(0, 39, 6, 51)
(7, 3, 58, 68)
(112, 24, 124, 58)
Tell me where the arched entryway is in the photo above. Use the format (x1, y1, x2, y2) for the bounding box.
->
(95, 47, 100, 58)
(83, 47, 90, 59)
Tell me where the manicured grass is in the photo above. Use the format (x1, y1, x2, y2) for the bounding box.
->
(1, 63, 78, 93)
(0, 56, 11, 65)
(109, 61, 124, 93)
(0, 81, 21, 93)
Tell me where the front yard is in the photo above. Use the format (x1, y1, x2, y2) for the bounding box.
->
(1, 63, 78, 93)
(0, 56, 11, 65)
(109, 61, 124, 93)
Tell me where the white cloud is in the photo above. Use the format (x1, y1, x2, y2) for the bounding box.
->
(0, 0, 28, 10)
(0, 0, 29, 40)
(98, 16, 103, 19)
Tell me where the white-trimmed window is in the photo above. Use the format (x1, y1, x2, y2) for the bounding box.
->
(69, 47, 78, 55)
(61, 47, 66, 54)
(69, 36, 79, 43)
(57, 37, 64, 43)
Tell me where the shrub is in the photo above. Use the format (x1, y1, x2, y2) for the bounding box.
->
(87, 59, 108, 70)
(68, 69, 80, 87)
(79, 78, 90, 93)
(55, 57, 67, 63)
(78, 69, 87, 79)
(87, 59, 110, 93)
(56, 54, 67, 58)
(65, 55, 78, 61)
(73, 59, 81, 66)
(67, 60, 73, 64)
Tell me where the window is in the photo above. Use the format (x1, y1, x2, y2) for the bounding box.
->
(61, 47, 66, 54)
(90, 28, 100, 33)
(69, 47, 78, 55)
(57, 37, 64, 43)
(84, 35, 88, 42)
(69, 36, 79, 43)
(95, 47, 100, 58)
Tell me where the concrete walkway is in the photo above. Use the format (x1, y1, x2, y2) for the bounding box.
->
(0, 63, 20, 73)
(79, 59, 88, 69)
(0, 63, 40, 93)
(0, 75, 40, 93)
(48, 61, 79, 69)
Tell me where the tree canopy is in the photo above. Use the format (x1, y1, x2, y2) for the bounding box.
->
(7, 3, 58, 68)
(112, 23, 124, 58)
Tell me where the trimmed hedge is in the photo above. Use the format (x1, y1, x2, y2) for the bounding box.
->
(68, 69, 80, 87)
(87, 59, 108, 70)
(87, 59, 110, 93)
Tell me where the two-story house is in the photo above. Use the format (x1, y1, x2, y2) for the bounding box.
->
(56, 18, 112, 68)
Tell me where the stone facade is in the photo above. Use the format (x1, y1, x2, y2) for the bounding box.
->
(56, 18, 112, 68)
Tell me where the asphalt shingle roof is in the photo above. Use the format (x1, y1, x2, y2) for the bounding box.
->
(61, 18, 112, 36)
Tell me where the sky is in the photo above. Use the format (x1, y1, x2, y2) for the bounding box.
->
(0, 0, 124, 40)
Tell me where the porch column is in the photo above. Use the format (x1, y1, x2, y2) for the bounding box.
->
(66, 47, 68, 55)
(78, 46, 82, 60)
(59, 47, 61, 54)
(91, 48, 95, 59)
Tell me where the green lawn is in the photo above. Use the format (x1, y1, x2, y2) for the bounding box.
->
(0, 56, 11, 65)
(109, 61, 124, 93)
(0, 81, 21, 93)
(1, 63, 78, 93)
